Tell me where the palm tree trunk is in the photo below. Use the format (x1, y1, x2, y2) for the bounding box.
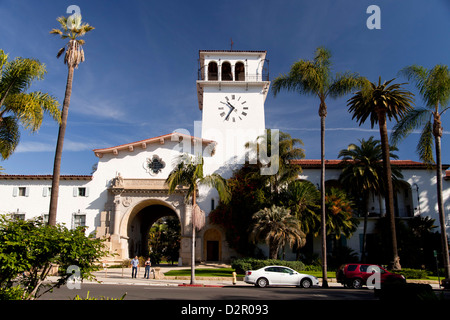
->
(191, 188, 197, 285)
(361, 193, 369, 263)
(48, 65, 74, 226)
(434, 133, 450, 282)
(319, 101, 328, 288)
(378, 111, 401, 270)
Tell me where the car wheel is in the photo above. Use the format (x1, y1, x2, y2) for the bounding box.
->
(351, 278, 363, 289)
(300, 278, 312, 288)
(256, 277, 269, 288)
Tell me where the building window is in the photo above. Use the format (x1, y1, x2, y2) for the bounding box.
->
(73, 187, 89, 197)
(19, 187, 26, 196)
(73, 214, 86, 228)
(208, 61, 218, 80)
(43, 187, 51, 197)
(235, 62, 245, 81)
(221, 62, 232, 81)
(78, 187, 86, 197)
(11, 213, 25, 221)
(13, 187, 29, 197)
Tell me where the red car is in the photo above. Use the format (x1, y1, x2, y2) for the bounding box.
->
(337, 264, 406, 289)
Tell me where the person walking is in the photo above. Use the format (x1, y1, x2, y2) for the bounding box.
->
(131, 256, 139, 278)
(144, 258, 152, 279)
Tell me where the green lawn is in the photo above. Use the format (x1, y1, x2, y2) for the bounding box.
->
(164, 268, 244, 277)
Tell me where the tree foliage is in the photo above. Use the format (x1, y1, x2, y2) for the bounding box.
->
(148, 216, 181, 264)
(249, 205, 306, 259)
(0, 49, 60, 160)
(0, 215, 109, 300)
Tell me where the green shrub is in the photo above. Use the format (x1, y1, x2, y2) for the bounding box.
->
(231, 258, 305, 274)
(0, 286, 25, 300)
(392, 268, 430, 279)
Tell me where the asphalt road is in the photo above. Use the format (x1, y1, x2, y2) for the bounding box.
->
(32, 284, 449, 319)
(40, 283, 377, 300)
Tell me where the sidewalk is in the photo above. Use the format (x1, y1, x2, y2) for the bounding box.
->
(49, 264, 443, 289)
(80, 264, 252, 287)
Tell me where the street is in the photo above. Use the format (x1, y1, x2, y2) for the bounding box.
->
(39, 283, 378, 300)
(29, 283, 448, 319)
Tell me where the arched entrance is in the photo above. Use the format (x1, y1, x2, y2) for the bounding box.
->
(127, 203, 179, 258)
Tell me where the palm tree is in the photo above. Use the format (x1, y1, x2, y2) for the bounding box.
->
(166, 154, 230, 284)
(245, 129, 305, 201)
(347, 77, 414, 270)
(272, 47, 366, 286)
(324, 187, 358, 241)
(339, 137, 382, 262)
(249, 205, 306, 259)
(48, 13, 94, 226)
(0, 49, 60, 159)
(338, 137, 403, 262)
(391, 64, 450, 282)
(284, 180, 320, 236)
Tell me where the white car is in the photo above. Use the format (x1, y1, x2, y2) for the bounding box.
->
(244, 265, 319, 288)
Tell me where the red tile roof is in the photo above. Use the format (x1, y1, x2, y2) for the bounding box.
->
(93, 132, 215, 158)
(290, 159, 450, 170)
(0, 175, 92, 180)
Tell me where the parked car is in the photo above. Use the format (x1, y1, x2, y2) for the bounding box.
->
(337, 263, 406, 289)
(244, 266, 319, 288)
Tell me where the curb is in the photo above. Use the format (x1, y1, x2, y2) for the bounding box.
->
(178, 284, 225, 288)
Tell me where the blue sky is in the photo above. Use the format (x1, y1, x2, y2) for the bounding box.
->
(1, 0, 450, 175)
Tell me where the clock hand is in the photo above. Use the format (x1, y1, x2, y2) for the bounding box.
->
(225, 102, 235, 120)
(225, 107, 233, 120)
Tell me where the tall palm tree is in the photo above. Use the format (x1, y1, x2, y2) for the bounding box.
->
(0, 49, 60, 159)
(347, 77, 414, 270)
(272, 47, 366, 286)
(338, 137, 403, 261)
(391, 64, 450, 282)
(249, 205, 306, 259)
(166, 154, 230, 284)
(48, 13, 94, 226)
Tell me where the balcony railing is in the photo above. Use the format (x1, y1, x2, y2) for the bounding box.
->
(198, 71, 269, 82)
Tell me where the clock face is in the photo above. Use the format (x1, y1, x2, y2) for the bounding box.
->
(217, 95, 248, 123)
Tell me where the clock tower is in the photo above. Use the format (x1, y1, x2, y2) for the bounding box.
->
(196, 50, 270, 175)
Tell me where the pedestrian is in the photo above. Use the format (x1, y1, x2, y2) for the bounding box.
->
(131, 256, 139, 278)
(144, 257, 152, 279)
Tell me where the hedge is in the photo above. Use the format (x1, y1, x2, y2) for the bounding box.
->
(231, 258, 305, 274)
(391, 268, 430, 279)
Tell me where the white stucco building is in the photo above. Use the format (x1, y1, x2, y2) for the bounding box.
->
(0, 50, 449, 264)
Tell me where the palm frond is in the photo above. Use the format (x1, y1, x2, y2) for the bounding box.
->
(0, 57, 46, 105)
(328, 72, 368, 99)
(0, 116, 20, 160)
(417, 120, 434, 164)
(390, 108, 431, 146)
(3, 91, 60, 131)
(400, 64, 450, 109)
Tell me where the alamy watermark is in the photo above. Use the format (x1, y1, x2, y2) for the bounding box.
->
(171, 121, 280, 175)
(367, 5, 381, 30)
(66, 265, 82, 289)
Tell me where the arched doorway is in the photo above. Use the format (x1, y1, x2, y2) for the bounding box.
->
(127, 201, 180, 259)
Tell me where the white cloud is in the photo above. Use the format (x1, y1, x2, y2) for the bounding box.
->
(15, 139, 93, 153)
